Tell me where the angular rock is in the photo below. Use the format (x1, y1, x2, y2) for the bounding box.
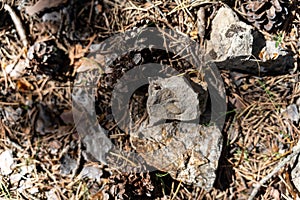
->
(206, 6, 255, 61)
(130, 122, 223, 190)
(147, 76, 207, 125)
(72, 70, 112, 164)
(205, 6, 294, 75)
(81, 124, 112, 164)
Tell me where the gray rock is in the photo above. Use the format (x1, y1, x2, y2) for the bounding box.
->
(127, 75, 222, 190)
(130, 122, 223, 190)
(81, 124, 112, 164)
(147, 76, 207, 125)
(72, 68, 112, 164)
(129, 75, 222, 190)
(205, 6, 294, 75)
(60, 154, 77, 175)
(206, 7, 254, 61)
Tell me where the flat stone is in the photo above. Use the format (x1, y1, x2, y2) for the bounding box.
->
(281, 104, 299, 123)
(60, 154, 77, 175)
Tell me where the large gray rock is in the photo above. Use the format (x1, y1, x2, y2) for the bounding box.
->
(205, 6, 294, 75)
(130, 75, 222, 191)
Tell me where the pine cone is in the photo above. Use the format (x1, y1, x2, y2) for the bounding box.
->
(237, 0, 290, 32)
(27, 41, 70, 78)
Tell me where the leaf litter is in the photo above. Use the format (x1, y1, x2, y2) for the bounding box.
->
(0, 0, 299, 199)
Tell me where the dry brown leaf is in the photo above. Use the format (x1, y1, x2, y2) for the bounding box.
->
(25, 0, 68, 16)
(69, 35, 96, 66)
(16, 78, 34, 91)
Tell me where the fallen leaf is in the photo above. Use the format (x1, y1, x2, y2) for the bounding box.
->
(25, 0, 68, 16)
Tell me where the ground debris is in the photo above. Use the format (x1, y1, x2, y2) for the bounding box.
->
(235, 0, 291, 32)
(0, 0, 299, 199)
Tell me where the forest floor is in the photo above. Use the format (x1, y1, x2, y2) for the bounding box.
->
(0, 0, 300, 199)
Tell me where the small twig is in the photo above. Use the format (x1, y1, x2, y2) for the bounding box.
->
(146, 0, 166, 20)
(248, 141, 300, 200)
(0, 101, 20, 105)
(197, 7, 206, 46)
(88, 0, 94, 24)
(0, 63, 8, 94)
(171, 181, 182, 200)
(109, 151, 137, 167)
(4, 4, 28, 47)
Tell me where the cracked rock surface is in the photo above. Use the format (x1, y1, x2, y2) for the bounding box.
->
(147, 76, 207, 125)
(130, 122, 223, 190)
